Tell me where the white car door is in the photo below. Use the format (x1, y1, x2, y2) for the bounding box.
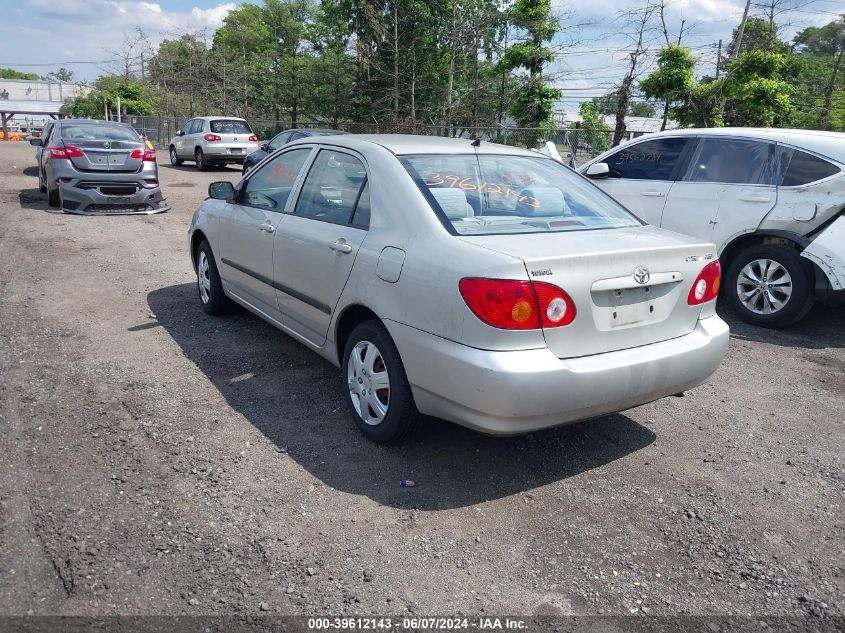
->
(660, 137, 777, 252)
(587, 136, 694, 226)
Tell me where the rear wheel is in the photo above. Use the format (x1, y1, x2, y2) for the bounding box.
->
(169, 146, 182, 166)
(196, 239, 234, 316)
(725, 244, 814, 328)
(342, 320, 422, 444)
(47, 185, 60, 208)
(195, 148, 208, 171)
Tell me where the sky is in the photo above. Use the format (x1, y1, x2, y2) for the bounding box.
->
(0, 0, 842, 111)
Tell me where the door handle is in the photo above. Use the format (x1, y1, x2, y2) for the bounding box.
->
(641, 190, 665, 197)
(740, 194, 771, 203)
(259, 222, 275, 234)
(329, 239, 353, 254)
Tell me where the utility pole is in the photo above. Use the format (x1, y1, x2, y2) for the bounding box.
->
(731, 0, 752, 60)
(716, 39, 722, 78)
(140, 52, 145, 80)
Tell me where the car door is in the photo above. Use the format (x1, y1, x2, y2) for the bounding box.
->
(588, 136, 694, 225)
(176, 120, 194, 157)
(272, 148, 370, 346)
(660, 137, 777, 252)
(216, 147, 314, 318)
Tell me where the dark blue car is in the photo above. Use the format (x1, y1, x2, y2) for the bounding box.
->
(242, 128, 345, 174)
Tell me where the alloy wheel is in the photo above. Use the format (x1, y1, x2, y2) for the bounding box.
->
(197, 251, 211, 304)
(736, 258, 793, 315)
(347, 340, 390, 426)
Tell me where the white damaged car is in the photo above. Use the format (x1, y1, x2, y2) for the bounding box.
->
(581, 128, 845, 327)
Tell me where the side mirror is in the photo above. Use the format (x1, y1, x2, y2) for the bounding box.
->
(30, 138, 43, 146)
(208, 181, 236, 200)
(585, 162, 610, 179)
(260, 143, 269, 151)
(176, 130, 184, 136)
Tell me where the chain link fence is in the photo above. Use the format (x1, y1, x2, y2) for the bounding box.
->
(125, 115, 615, 167)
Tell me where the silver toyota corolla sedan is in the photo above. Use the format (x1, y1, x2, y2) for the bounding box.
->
(188, 135, 729, 443)
(30, 119, 169, 215)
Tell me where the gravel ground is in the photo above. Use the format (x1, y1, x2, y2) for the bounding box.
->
(0, 141, 842, 620)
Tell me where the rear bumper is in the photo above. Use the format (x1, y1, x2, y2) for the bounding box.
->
(203, 144, 258, 161)
(59, 181, 169, 215)
(387, 315, 729, 435)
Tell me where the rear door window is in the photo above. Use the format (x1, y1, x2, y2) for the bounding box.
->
(240, 148, 312, 211)
(210, 119, 253, 134)
(603, 137, 692, 180)
(777, 147, 840, 186)
(687, 138, 775, 185)
(188, 120, 204, 134)
(294, 149, 368, 225)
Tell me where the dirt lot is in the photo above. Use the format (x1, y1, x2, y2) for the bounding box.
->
(0, 141, 843, 620)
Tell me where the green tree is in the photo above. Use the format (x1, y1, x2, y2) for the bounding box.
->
(497, 0, 560, 131)
(723, 50, 792, 126)
(60, 76, 155, 118)
(0, 67, 39, 80)
(578, 101, 610, 152)
(639, 44, 695, 131)
(794, 17, 845, 130)
(591, 93, 655, 118)
(45, 67, 75, 82)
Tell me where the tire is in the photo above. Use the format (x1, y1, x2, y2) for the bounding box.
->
(195, 148, 208, 171)
(342, 320, 422, 444)
(196, 239, 234, 316)
(47, 185, 60, 208)
(725, 244, 814, 328)
(169, 146, 182, 166)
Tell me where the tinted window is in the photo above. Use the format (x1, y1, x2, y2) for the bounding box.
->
(295, 150, 367, 224)
(688, 138, 774, 185)
(605, 137, 690, 180)
(778, 148, 840, 186)
(351, 182, 370, 228)
(188, 120, 203, 134)
(61, 122, 140, 142)
(210, 119, 252, 134)
(289, 132, 305, 141)
(241, 148, 311, 211)
(402, 154, 641, 235)
(267, 132, 290, 151)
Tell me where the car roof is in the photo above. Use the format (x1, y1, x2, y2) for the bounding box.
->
(293, 128, 346, 135)
(632, 127, 845, 164)
(289, 133, 540, 157)
(60, 118, 133, 127)
(190, 116, 249, 122)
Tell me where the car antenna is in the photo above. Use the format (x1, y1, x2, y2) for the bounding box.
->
(471, 138, 481, 148)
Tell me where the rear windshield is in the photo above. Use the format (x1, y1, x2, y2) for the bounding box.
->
(401, 154, 642, 235)
(60, 123, 140, 142)
(210, 119, 253, 134)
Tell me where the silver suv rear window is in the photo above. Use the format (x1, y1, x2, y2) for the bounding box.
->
(210, 119, 252, 134)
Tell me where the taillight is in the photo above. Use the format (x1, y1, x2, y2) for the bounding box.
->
(688, 260, 721, 305)
(52, 146, 83, 158)
(248, 134, 258, 142)
(204, 133, 222, 142)
(143, 179, 158, 187)
(532, 281, 577, 327)
(458, 278, 576, 330)
(130, 149, 157, 161)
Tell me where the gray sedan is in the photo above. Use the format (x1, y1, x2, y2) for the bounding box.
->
(188, 135, 729, 443)
(31, 119, 169, 215)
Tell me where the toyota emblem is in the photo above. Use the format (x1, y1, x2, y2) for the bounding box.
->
(633, 266, 650, 285)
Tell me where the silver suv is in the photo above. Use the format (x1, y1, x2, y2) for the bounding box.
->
(168, 116, 259, 171)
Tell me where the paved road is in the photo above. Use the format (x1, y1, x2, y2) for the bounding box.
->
(0, 141, 842, 618)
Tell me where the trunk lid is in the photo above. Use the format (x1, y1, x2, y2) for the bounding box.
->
(458, 226, 718, 358)
(65, 139, 145, 173)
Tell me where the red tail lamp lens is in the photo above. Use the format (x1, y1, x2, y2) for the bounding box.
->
(203, 133, 222, 142)
(459, 278, 576, 330)
(688, 260, 721, 305)
(532, 281, 577, 327)
(248, 134, 258, 142)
